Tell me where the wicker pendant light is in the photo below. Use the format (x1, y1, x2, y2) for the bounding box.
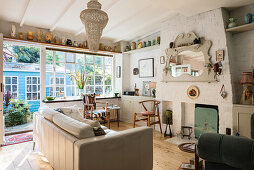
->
(80, 0, 108, 51)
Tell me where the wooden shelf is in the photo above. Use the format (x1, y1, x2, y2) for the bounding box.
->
(124, 44, 160, 54)
(226, 22, 254, 34)
(3, 36, 122, 55)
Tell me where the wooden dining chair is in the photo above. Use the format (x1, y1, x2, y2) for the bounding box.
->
(133, 100, 162, 133)
(82, 93, 111, 128)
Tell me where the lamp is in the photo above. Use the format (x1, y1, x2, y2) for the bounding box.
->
(149, 82, 157, 98)
(240, 72, 254, 105)
(80, 0, 108, 51)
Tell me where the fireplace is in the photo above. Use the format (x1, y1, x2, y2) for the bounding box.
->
(195, 104, 219, 138)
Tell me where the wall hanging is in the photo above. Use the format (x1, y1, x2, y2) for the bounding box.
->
(139, 58, 154, 78)
(133, 68, 139, 75)
(187, 86, 199, 99)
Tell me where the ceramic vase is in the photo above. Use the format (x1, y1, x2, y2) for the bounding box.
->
(228, 18, 237, 28)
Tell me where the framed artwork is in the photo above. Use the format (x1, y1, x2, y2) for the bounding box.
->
(142, 81, 151, 96)
(139, 58, 154, 78)
(116, 66, 121, 78)
(187, 86, 199, 99)
(160, 56, 165, 64)
(216, 50, 224, 61)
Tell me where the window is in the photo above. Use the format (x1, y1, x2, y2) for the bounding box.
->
(4, 76, 18, 98)
(26, 76, 40, 101)
(46, 50, 113, 98)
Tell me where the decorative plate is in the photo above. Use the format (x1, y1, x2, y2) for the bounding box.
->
(187, 86, 199, 99)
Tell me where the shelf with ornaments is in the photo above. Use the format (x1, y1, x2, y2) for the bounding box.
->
(3, 36, 122, 56)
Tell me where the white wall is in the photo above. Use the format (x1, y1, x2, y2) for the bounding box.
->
(123, 8, 234, 134)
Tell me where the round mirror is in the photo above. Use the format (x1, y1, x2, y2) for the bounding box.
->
(170, 51, 205, 77)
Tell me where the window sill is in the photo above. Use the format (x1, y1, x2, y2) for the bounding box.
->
(42, 96, 121, 103)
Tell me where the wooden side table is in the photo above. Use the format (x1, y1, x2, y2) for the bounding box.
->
(106, 106, 120, 128)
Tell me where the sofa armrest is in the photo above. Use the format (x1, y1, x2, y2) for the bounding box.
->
(74, 127, 153, 170)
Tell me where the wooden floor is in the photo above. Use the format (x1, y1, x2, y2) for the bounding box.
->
(0, 122, 193, 170)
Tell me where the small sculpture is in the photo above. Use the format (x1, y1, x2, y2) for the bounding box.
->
(37, 30, 42, 42)
(66, 39, 72, 46)
(169, 42, 174, 48)
(19, 32, 24, 39)
(134, 83, 139, 96)
(45, 33, 53, 43)
(11, 25, 16, 38)
(193, 37, 201, 44)
(137, 42, 143, 49)
(73, 41, 78, 47)
(228, 18, 237, 28)
(131, 42, 136, 50)
(62, 37, 66, 45)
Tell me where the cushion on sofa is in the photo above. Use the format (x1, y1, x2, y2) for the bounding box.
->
(59, 105, 84, 121)
(53, 113, 95, 139)
(39, 106, 60, 122)
(59, 106, 102, 128)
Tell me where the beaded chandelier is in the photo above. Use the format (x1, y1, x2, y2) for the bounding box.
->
(80, 0, 108, 51)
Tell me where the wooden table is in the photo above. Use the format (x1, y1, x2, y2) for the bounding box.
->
(106, 106, 120, 128)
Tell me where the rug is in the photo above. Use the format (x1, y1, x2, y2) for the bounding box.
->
(1, 132, 33, 146)
(165, 137, 197, 145)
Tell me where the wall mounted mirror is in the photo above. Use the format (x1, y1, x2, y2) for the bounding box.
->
(162, 32, 216, 82)
(170, 51, 205, 77)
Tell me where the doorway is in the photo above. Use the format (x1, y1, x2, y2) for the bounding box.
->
(2, 42, 41, 135)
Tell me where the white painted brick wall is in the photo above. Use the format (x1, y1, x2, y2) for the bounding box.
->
(124, 8, 235, 135)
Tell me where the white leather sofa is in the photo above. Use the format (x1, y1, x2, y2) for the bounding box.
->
(33, 109, 153, 170)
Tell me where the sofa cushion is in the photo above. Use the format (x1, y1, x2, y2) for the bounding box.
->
(60, 105, 84, 121)
(53, 113, 95, 139)
(39, 106, 60, 122)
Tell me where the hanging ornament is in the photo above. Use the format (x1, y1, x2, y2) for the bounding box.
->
(80, 0, 108, 51)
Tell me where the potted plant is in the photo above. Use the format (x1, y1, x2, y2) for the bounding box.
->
(70, 71, 89, 97)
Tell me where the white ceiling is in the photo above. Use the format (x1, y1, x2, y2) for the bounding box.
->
(0, 0, 253, 42)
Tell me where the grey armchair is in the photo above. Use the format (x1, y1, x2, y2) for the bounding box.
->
(197, 133, 254, 170)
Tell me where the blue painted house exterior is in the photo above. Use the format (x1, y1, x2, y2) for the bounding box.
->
(3, 63, 41, 112)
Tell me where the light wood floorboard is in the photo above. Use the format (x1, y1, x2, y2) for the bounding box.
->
(0, 122, 193, 170)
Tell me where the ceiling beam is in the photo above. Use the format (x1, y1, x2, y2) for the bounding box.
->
(113, 11, 176, 42)
(50, 0, 77, 32)
(75, 0, 121, 36)
(20, 0, 35, 27)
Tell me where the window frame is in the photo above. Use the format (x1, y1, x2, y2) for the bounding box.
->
(3, 76, 18, 99)
(25, 76, 41, 101)
(45, 49, 114, 98)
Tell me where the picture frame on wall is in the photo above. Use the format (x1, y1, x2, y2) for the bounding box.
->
(116, 66, 121, 78)
(142, 81, 151, 96)
(139, 58, 154, 78)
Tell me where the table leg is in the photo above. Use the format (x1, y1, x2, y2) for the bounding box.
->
(117, 109, 119, 127)
(108, 112, 110, 129)
(195, 145, 199, 170)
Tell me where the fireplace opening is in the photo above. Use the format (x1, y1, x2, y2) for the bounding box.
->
(195, 104, 219, 138)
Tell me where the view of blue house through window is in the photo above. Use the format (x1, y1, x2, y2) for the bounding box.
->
(3, 42, 41, 130)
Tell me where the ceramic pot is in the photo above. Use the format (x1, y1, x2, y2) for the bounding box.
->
(131, 42, 136, 50)
(228, 18, 237, 28)
(244, 13, 253, 24)
(27, 31, 33, 40)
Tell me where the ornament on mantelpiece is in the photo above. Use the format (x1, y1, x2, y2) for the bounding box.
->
(11, 25, 16, 38)
(240, 72, 254, 105)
